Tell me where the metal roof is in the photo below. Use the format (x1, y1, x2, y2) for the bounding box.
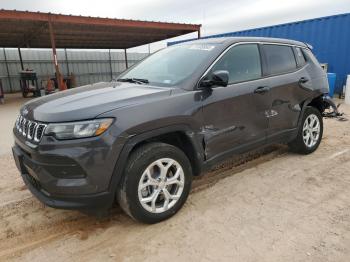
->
(0, 9, 201, 49)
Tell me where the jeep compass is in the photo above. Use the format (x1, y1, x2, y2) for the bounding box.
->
(13, 37, 331, 223)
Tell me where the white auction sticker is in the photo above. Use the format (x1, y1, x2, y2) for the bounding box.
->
(189, 44, 216, 51)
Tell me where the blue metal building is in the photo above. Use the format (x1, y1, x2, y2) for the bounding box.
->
(169, 13, 350, 93)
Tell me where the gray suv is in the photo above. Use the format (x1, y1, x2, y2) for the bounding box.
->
(13, 37, 331, 223)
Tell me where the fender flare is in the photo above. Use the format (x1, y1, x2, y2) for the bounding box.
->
(297, 97, 315, 129)
(107, 124, 204, 196)
(296, 93, 334, 129)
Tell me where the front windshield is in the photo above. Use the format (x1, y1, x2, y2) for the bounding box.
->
(119, 43, 219, 87)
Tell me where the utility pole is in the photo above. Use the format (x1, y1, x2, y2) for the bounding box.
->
(124, 49, 128, 69)
(108, 49, 113, 80)
(48, 16, 64, 90)
(3, 48, 13, 92)
(18, 47, 24, 70)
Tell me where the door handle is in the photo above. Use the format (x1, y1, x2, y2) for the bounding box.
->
(254, 86, 270, 94)
(299, 77, 309, 84)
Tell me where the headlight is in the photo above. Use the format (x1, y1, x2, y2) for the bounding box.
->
(45, 118, 114, 140)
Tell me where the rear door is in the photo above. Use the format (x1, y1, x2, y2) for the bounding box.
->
(201, 43, 271, 160)
(261, 44, 311, 137)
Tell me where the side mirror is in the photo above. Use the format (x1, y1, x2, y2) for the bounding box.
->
(200, 70, 229, 88)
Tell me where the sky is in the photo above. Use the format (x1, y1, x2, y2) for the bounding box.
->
(1, 0, 349, 52)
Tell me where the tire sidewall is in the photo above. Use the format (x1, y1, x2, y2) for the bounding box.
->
(123, 144, 192, 223)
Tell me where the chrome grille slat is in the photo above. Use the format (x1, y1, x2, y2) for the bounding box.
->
(28, 122, 37, 140)
(15, 115, 20, 130)
(22, 119, 27, 136)
(34, 124, 46, 142)
(15, 115, 46, 143)
(21, 117, 25, 133)
(18, 116, 24, 132)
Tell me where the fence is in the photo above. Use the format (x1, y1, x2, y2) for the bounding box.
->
(0, 48, 149, 93)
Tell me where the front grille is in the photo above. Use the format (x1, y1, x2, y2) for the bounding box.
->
(15, 115, 47, 142)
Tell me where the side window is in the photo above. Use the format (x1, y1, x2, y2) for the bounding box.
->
(263, 44, 297, 75)
(211, 44, 262, 84)
(294, 47, 306, 67)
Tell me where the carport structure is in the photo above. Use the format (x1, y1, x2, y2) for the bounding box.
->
(0, 9, 201, 90)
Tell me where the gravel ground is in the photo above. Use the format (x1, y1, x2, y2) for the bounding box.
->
(0, 93, 350, 262)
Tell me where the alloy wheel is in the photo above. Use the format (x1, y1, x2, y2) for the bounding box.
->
(302, 114, 320, 148)
(138, 158, 185, 213)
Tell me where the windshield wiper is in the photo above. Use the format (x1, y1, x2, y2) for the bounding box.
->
(117, 78, 149, 84)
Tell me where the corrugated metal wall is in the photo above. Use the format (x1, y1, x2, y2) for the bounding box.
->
(0, 49, 148, 93)
(169, 13, 350, 92)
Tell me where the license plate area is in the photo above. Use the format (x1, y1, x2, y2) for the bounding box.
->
(13, 146, 42, 191)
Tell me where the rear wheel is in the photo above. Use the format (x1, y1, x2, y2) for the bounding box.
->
(117, 142, 192, 224)
(289, 106, 323, 154)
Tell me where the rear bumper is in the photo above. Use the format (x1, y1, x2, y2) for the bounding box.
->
(322, 95, 340, 116)
(12, 143, 115, 211)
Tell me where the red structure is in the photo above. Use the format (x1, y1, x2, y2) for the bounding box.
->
(0, 9, 201, 90)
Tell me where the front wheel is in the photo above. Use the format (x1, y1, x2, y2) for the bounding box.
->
(117, 142, 193, 224)
(289, 106, 323, 154)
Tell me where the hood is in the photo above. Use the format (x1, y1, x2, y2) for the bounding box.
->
(21, 82, 172, 122)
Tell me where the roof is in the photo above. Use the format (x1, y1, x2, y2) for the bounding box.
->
(0, 9, 201, 49)
(178, 36, 307, 47)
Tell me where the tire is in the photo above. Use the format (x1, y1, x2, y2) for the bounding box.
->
(117, 142, 193, 224)
(22, 90, 28, 98)
(288, 106, 323, 154)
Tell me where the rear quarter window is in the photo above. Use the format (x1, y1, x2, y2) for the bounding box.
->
(263, 44, 297, 75)
(294, 47, 307, 67)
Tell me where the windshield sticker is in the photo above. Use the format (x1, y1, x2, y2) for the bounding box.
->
(189, 44, 216, 51)
(163, 80, 172, 84)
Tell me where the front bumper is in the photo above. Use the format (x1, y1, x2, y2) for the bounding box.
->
(12, 144, 115, 210)
(12, 126, 126, 211)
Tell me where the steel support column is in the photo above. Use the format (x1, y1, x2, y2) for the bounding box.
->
(197, 29, 201, 39)
(3, 48, 13, 92)
(64, 48, 70, 75)
(48, 18, 64, 90)
(108, 49, 113, 80)
(124, 49, 128, 69)
(17, 47, 24, 70)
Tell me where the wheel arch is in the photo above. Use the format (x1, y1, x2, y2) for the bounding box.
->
(297, 94, 325, 128)
(108, 125, 204, 197)
(306, 95, 327, 113)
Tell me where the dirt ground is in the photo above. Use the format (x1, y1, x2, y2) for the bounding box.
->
(1, 93, 350, 262)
